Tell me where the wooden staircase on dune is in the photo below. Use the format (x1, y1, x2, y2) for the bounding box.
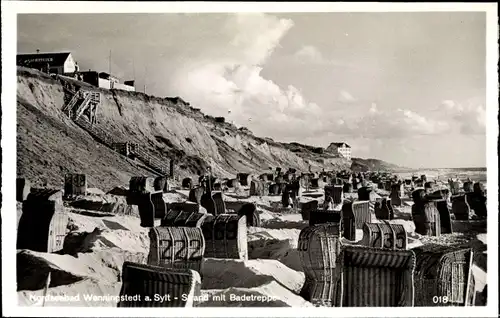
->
(61, 88, 170, 176)
(62, 89, 101, 125)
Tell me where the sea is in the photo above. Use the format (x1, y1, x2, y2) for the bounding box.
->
(395, 167, 487, 188)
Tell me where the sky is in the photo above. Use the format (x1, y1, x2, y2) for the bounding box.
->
(17, 12, 487, 168)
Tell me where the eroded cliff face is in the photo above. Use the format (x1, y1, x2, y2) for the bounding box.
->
(16, 67, 350, 190)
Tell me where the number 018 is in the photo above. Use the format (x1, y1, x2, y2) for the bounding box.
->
(432, 296, 449, 304)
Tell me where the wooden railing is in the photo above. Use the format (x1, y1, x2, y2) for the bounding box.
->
(64, 87, 170, 176)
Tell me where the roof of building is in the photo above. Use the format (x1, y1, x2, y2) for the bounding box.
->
(17, 52, 72, 66)
(329, 142, 351, 148)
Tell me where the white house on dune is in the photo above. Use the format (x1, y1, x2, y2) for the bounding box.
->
(326, 142, 352, 160)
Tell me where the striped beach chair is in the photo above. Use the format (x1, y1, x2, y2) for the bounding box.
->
(118, 262, 202, 307)
(340, 246, 416, 307)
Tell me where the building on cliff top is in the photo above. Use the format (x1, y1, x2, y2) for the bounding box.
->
(79, 71, 136, 92)
(17, 51, 135, 92)
(326, 142, 351, 160)
(17, 52, 77, 75)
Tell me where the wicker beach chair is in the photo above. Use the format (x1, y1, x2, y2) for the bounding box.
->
(118, 262, 202, 307)
(268, 183, 279, 195)
(451, 195, 470, 221)
(200, 191, 216, 215)
(127, 176, 155, 205)
(237, 203, 261, 227)
(374, 198, 394, 220)
(466, 192, 487, 219)
(212, 191, 226, 216)
(340, 246, 416, 307)
(412, 189, 441, 236)
(151, 192, 167, 219)
(153, 176, 168, 192)
(463, 181, 473, 193)
(237, 173, 251, 186)
(310, 209, 342, 228)
(448, 180, 460, 195)
(389, 184, 403, 206)
(201, 214, 248, 260)
(64, 173, 87, 198)
(301, 200, 319, 221)
(357, 186, 373, 202)
(411, 201, 441, 236)
(358, 222, 408, 250)
(148, 226, 205, 273)
(413, 244, 475, 306)
(298, 222, 343, 307)
(182, 177, 192, 189)
(342, 200, 371, 236)
(249, 180, 259, 196)
(432, 199, 453, 234)
(332, 186, 344, 205)
(137, 192, 166, 227)
(343, 182, 353, 194)
(17, 188, 68, 253)
(188, 186, 205, 205)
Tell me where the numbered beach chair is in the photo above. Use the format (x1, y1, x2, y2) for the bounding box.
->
(148, 226, 205, 273)
(413, 244, 475, 306)
(358, 222, 408, 250)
